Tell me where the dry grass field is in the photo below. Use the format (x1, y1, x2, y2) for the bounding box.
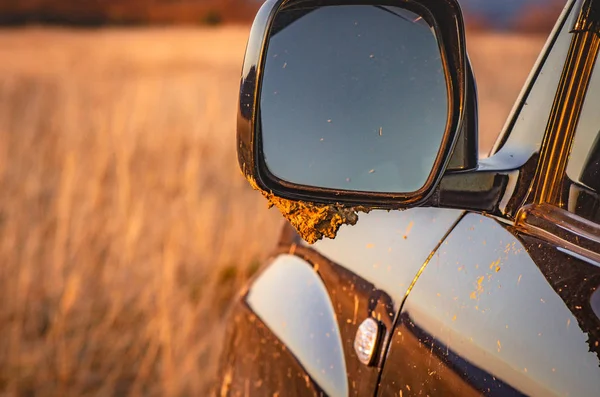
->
(0, 26, 546, 396)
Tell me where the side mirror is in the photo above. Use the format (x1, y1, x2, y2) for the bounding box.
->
(238, 0, 469, 243)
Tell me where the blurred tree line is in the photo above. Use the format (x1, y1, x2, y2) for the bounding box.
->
(466, 0, 566, 34)
(0, 0, 565, 32)
(0, 0, 261, 26)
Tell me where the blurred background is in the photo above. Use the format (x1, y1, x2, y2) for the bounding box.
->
(0, 0, 566, 395)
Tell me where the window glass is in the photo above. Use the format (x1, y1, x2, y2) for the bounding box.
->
(566, 52, 600, 223)
(567, 59, 600, 193)
(493, 2, 576, 157)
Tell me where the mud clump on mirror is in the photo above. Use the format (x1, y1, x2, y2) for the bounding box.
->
(247, 177, 363, 244)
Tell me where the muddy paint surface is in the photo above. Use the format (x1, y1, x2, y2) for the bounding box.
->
(247, 176, 368, 244)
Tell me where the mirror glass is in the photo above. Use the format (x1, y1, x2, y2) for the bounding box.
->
(260, 4, 448, 193)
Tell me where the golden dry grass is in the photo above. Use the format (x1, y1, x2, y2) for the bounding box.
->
(0, 27, 546, 396)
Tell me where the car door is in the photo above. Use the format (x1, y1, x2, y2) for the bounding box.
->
(378, 213, 600, 396)
(377, 1, 600, 395)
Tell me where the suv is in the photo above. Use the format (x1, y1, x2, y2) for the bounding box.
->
(217, 0, 600, 396)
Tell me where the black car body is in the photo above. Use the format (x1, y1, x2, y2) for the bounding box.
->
(217, 0, 600, 395)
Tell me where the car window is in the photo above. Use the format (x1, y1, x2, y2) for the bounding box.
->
(567, 58, 600, 192)
(566, 52, 600, 222)
(492, 1, 576, 157)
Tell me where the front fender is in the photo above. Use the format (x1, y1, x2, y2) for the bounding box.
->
(217, 209, 465, 397)
(217, 254, 348, 397)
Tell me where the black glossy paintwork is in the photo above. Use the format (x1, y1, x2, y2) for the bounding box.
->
(304, 209, 464, 315)
(217, 209, 465, 396)
(446, 60, 479, 172)
(219, 254, 348, 397)
(218, 300, 327, 396)
(303, 209, 464, 394)
(378, 214, 600, 396)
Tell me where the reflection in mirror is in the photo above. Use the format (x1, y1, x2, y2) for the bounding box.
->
(260, 5, 448, 193)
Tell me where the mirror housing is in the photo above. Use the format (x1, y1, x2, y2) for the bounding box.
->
(238, 0, 471, 243)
